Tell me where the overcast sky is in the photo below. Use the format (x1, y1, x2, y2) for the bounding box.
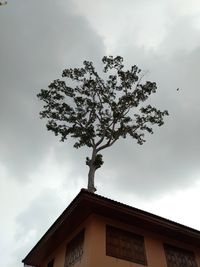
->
(1, 1, 200, 266)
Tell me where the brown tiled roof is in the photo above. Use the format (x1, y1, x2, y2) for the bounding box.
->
(22, 189, 200, 266)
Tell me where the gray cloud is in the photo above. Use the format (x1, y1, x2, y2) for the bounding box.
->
(0, 0, 105, 182)
(9, 189, 69, 267)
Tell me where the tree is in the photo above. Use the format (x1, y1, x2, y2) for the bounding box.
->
(37, 56, 168, 193)
(0, 1, 7, 6)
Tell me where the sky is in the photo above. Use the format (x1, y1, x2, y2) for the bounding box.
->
(1, 0, 200, 266)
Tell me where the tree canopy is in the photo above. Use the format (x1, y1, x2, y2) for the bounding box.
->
(37, 56, 168, 193)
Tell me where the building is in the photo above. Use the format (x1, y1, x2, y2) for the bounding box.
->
(23, 189, 200, 267)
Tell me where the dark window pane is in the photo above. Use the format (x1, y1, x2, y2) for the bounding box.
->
(106, 225, 147, 265)
(65, 230, 84, 267)
(164, 244, 198, 267)
(47, 259, 54, 267)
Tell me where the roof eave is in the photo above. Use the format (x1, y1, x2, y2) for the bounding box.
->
(22, 189, 200, 266)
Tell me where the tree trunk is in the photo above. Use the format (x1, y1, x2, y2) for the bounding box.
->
(87, 165, 96, 193)
(87, 148, 97, 193)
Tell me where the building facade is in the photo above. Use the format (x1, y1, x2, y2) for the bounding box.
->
(23, 189, 200, 267)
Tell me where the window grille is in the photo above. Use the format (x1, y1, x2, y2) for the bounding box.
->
(106, 225, 147, 265)
(164, 244, 198, 267)
(64, 230, 84, 267)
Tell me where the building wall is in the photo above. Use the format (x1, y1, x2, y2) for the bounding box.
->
(41, 213, 200, 267)
(41, 216, 93, 267)
(88, 214, 167, 267)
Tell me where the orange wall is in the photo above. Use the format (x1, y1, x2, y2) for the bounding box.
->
(41, 214, 200, 267)
(88, 214, 167, 267)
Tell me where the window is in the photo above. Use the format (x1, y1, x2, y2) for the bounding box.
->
(64, 230, 84, 267)
(47, 259, 54, 267)
(106, 225, 147, 265)
(164, 244, 198, 267)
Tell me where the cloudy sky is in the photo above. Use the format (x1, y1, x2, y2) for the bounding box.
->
(1, 0, 200, 266)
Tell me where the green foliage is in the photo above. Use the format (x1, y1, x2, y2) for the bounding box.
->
(38, 56, 168, 151)
(86, 154, 103, 170)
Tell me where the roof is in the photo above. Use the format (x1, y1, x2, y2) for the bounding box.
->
(23, 189, 200, 266)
